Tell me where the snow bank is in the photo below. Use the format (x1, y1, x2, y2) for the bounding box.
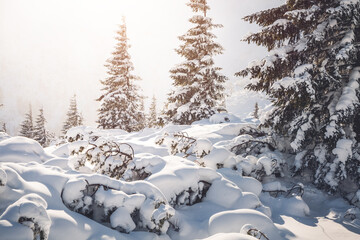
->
(208, 209, 281, 239)
(0, 137, 54, 163)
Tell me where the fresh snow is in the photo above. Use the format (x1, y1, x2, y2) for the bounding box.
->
(0, 115, 359, 239)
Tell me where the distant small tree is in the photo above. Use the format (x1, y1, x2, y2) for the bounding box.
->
(1, 123, 6, 133)
(148, 95, 158, 128)
(33, 108, 49, 147)
(253, 102, 259, 119)
(62, 94, 83, 134)
(20, 105, 34, 138)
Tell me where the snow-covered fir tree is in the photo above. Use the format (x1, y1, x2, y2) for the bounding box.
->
(148, 95, 158, 128)
(164, 0, 227, 124)
(33, 108, 49, 147)
(97, 18, 145, 132)
(237, 0, 360, 192)
(253, 102, 259, 119)
(19, 105, 34, 139)
(62, 94, 83, 134)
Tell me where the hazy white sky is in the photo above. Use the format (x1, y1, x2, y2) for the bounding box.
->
(0, 0, 283, 135)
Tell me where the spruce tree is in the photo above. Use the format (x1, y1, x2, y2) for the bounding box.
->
(148, 95, 158, 128)
(33, 108, 49, 147)
(97, 18, 144, 132)
(19, 105, 34, 138)
(62, 94, 83, 134)
(164, 0, 227, 124)
(237, 0, 360, 191)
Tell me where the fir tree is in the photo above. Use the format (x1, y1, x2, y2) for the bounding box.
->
(148, 95, 158, 128)
(164, 0, 227, 124)
(33, 108, 49, 147)
(253, 102, 259, 119)
(19, 105, 34, 138)
(62, 94, 83, 134)
(97, 18, 144, 132)
(237, 0, 360, 191)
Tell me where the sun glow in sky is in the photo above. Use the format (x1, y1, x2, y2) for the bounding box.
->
(0, 0, 282, 134)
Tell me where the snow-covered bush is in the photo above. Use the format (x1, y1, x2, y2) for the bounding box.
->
(235, 155, 285, 181)
(61, 176, 174, 234)
(240, 224, 270, 240)
(70, 137, 134, 179)
(344, 207, 360, 222)
(0, 193, 51, 240)
(208, 209, 281, 239)
(198, 147, 236, 169)
(230, 136, 275, 158)
(123, 154, 166, 181)
(155, 132, 212, 158)
(262, 182, 304, 198)
(65, 126, 93, 142)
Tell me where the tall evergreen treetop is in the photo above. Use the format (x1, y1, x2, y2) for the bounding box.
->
(62, 94, 83, 134)
(97, 18, 144, 132)
(164, 0, 227, 125)
(237, 0, 360, 191)
(20, 105, 34, 139)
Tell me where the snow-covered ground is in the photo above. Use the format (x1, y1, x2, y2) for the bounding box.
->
(0, 114, 359, 240)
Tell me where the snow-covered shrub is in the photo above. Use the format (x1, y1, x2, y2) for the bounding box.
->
(235, 155, 285, 181)
(262, 182, 304, 198)
(344, 207, 360, 221)
(65, 126, 88, 142)
(240, 224, 270, 240)
(155, 132, 212, 158)
(0, 193, 51, 240)
(71, 137, 134, 179)
(238, 125, 267, 138)
(146, 156, 267, 214)
(123, 154, 166, 181)
(61, 176, 174, 234)
(208, 209, 281, 239)
(198, 147, 235, 169)
(231, 137, 275, 158)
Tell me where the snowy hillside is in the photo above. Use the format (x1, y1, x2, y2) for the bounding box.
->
(0, 115, 359, 240)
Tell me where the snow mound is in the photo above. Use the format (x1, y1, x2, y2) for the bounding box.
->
(0, 193, 51, 240)
(0, 137, 54, 163)
(208, 209, 281, 239)
(198, 232, 257, 240)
